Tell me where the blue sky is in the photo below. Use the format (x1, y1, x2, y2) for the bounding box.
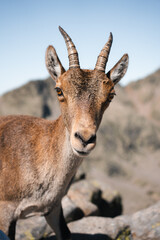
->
(0, 0, 160, 95)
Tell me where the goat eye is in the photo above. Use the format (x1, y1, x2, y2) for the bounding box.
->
(55, 87, 63, 96)
(107, 92, 116, 102)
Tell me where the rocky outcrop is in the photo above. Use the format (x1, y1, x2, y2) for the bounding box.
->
(0, 201, 159, 239)
(0, 175, 157, 240)
(14, 178, 160, 240)
(67, 179, 122, 218)
(16, 216, 52, 240)
(51, 201, 160, 240)
(5, 200, 160, 240)
(15, 178, 122, 239)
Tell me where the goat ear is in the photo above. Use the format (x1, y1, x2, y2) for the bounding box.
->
(106, 54, 129, 85)
(45, 46, 65, 82)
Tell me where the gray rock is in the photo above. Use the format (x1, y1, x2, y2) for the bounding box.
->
(130, 201, 160, 240)
(16, 215, 52, 240)
(67, 180, 100, 217)
(15, 201, 160, 240)
(67, 179, 122, 218)
(67, 201, 160, 240)
(91, 180, 123, 217)
(68, 216, 130, 239)
(62, 196, 84, 223)
(68, 179, 101, 203)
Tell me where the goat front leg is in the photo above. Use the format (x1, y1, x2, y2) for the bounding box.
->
(45, 204, 71, 240)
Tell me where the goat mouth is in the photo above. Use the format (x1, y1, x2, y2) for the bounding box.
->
(73, 148, 90, 157)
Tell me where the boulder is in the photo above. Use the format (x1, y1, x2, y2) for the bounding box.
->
(67, 201, 160, 240)
(67, 180, 101, 217)
(16, 215, 52, 240)
(68, 179, 101, 203)
(62, 196, 84, 223)
(14, 179, 123, 239)
(90, 179, 123, 217)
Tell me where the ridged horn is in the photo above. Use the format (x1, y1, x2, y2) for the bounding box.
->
(59, 26, 80, 69)
(95, 32, 113, 72)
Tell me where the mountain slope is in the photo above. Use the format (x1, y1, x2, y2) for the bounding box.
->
(0, 78, 60, 119)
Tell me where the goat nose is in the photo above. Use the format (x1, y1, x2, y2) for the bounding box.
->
(74, 132, 96, 147)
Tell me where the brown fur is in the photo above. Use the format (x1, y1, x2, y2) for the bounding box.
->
(0, 28, 128, 240)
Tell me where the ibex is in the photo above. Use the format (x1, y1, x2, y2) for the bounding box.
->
(0, 27, 128, 240)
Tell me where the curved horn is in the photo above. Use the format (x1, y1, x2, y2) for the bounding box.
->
(59, 26, 80, 69)
(95, 32, 113, 72)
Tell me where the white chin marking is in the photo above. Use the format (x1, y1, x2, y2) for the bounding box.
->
(72, 148, 90, 157)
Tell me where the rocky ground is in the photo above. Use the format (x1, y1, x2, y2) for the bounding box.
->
(14, 175, 160, 240)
